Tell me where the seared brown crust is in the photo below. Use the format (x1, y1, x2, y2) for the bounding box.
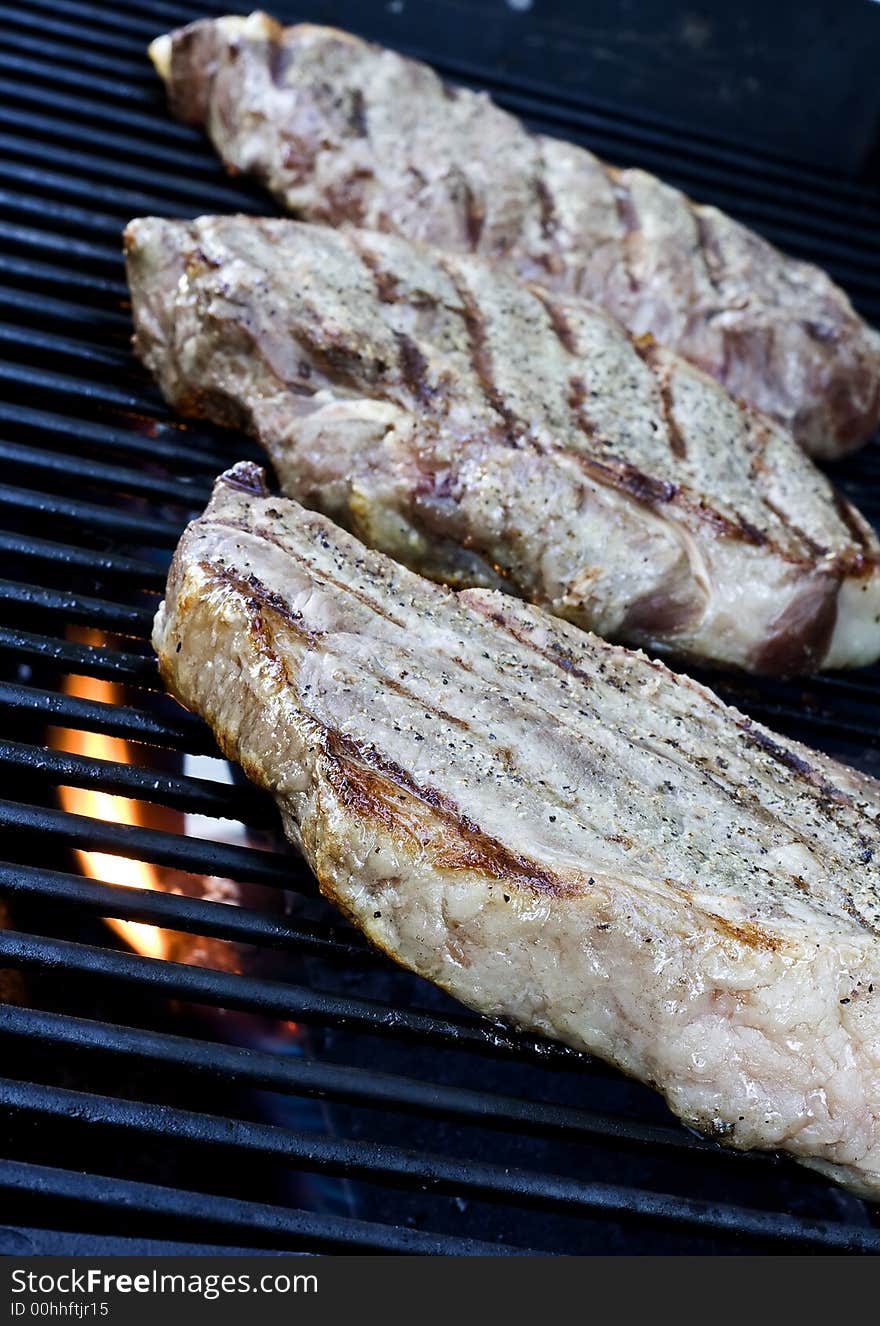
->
(125, 214, 880, 675)
(152, 464, 880, 1199)
(151, 13, 880, 459)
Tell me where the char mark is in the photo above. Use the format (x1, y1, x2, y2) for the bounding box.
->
(352, 240, 404, 303)
(203, 561, 321, 648)
(462, 179, 486, 249)
(323, 728, 572, 896)
(535, 177, 558, 242)
(531, 287, 578, 355)
(267, 37, 293, 87)
(657, 375, 687, 459)
(202, 514, 413, 632)
(349, 87, 369, 136)
(632, 337, 687, 460)
(607, 167, 641, 293)
(832, 491, 873, 554)
(440, 261, 524, 443)
(533, 173, 565, 278)
(761, 497, 824, 558)
(394, 331, 436, 405)
(742, 722, 849, 804)
(474, 602, 595, 689)
(579, 455, 678, 507)
(692, 206, 725, 297)
(735, 516, 767, 546)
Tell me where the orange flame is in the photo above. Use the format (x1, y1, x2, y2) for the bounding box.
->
(49, 631, 279, 997)
(50, 655, 169, 960)
(52, 664, 169, 960)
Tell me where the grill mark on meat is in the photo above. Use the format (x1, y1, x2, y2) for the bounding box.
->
(267, 36, 292, 87)
(349, 87, 368, 136)
(629, 722, 871, 919)
(832, 491, 873, 555)
(202, 561, 322, 650)
(657, 373, 688, 461)
(322, 728, 574, 896)
(469, 601, 596, 689)
(762, 498, 827, 559)
(570, 449, 779, 553)
(438, 259, 524, 443)
(692, 206, 725, 299)
(732, 514, 767, 546)
(633, 337, 688, 460)
(576, 455, 679, 508)
(742, 723, 849, 799)
(527, 289, 607, 446)
(379, 673, 471, 731)
(535, 175, 558, 242)
(530, 286, 579, 355)
(701, 911, 783, 952)
(461, 178, 485, 249)
(349, 236, 406, 304)
(606, 167, 641, 293)
(202, 513, 414, 632)
(532, 171, 565, 277)
(394, 331, 436, 406)
(281, 313, 389, 393)
(566, 376, 600, 442)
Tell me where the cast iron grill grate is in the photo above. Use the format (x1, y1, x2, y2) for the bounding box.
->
(0, 0, 879, 1255)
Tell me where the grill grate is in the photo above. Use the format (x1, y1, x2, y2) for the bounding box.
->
(1, 0, 880, 1256)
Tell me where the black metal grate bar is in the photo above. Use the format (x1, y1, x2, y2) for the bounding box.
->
(0, 400, 247, 469)
(0, 929, 591, 1066)
(0, 534, 163, 587)
(0, 1159, 519, 1256)
(0, 1003, 749, 1159)
(0, 482, 188, 545)
(0, 627, 159, 685)
(0, 581, 153, 634)
(0, 867, 374, 964)
(9, 1074, 879, 1251)
(0, 437, 212, 507)
(0, 680, 213, 752)
(0, 740, 274, 826)
(0, 803, 300, 888)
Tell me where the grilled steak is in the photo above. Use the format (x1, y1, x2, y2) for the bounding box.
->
(125, 214, 880, 676)
(148, 11, 880, 459)
(155, 461, 880, 1200)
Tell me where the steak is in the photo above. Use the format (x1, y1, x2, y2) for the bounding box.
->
(154, 461, 880, 1200)
(148, 11, 880, 459)
(125, 214, 880, 676)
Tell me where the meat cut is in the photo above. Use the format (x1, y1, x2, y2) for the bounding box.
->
(148, 12, 880, 459)
(126, 214, 880, 675)
(154, 461, 880, 1199)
